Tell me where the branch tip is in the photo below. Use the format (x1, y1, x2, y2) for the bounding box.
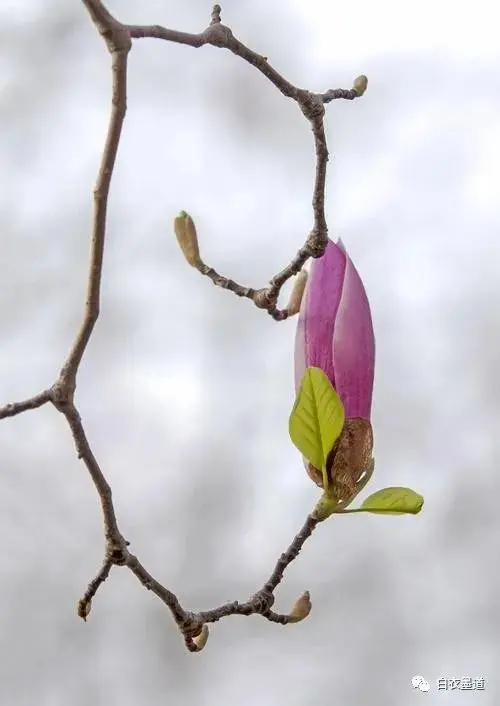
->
(211, 5, 222, 24)
(78, 598, 92, 622)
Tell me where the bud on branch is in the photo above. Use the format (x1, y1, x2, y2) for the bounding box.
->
(174, 211, 203, 268)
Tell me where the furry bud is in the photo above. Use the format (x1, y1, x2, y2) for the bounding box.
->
(174, 211, 202, 268)
(289, 591, 312, 623)
(192, 624, 209, 652)
(287, 270, 308, 316)
(353, 75, 368, 96)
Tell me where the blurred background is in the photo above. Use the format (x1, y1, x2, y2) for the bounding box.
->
(1, 0, 499, 704)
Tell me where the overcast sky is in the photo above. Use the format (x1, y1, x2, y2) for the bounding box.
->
(1, 1, 499, 704)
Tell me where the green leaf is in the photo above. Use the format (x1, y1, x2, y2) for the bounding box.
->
(341, 487, 424, 515)
(289, 367, 345, 473)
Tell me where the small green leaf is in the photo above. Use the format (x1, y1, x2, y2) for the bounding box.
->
(349, 487, 424, 515)
(289, 367, 345, 472)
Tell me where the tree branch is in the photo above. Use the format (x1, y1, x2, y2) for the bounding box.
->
(1, 1, 367, 652)
(0, 389, 52, 420)
(58, 22, 131, 391)
(127, 4, 366, 318)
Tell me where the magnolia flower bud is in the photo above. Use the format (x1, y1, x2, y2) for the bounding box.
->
(192, 624, 209, 652)
(286, 270, 308, 316)
(295, 239, 375, 419)
(295, 239, 375, 501)
(174, 211, 202, 268)
(353, 75, 368, 96)
(289, 591, 312, 623)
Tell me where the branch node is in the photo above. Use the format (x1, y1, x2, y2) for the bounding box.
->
(204, 22, 233, 46)
(299, 92, 326, 122)
(181, 614, 205, 650)
(106, 540, 129, 566)
(249, 589, 275, 614)
(50, 378, 75, 411)
(253, 288, 276, 310)
(306, 230, 328, 258)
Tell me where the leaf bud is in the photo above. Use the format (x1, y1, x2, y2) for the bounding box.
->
(287, 270, 308, 316)
(289, 591, 312, 623)
(192, 624, 209, 652)
(353, 75, 368, 96)
(174, 211, 202, 268)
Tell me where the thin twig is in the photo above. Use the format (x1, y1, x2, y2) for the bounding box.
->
(263, 611, 294, 625)
(78, 558, 113, 621)
(58, 9, 131, 390)
(196, 515, 318, 623)
(58, 402, 124, 549)
(262, 515, 318, 594)
(126, 553, 192, 630)
(126, 6, 366, 317)
(0, 389, 52, 420)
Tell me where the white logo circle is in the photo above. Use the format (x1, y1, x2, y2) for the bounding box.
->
(411, 676, 430, 692)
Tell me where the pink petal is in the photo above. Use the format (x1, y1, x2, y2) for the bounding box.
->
(332, 250, 375, 419)
(294, 240, 346, 392)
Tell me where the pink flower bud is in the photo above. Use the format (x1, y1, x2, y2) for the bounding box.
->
(294, 238, 375, 420)
(294, 239, 375, 500)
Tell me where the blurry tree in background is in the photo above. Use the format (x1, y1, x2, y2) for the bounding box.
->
(1, 1, 499, 705)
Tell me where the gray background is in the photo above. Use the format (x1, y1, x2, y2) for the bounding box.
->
(1, 0, 499, 704)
